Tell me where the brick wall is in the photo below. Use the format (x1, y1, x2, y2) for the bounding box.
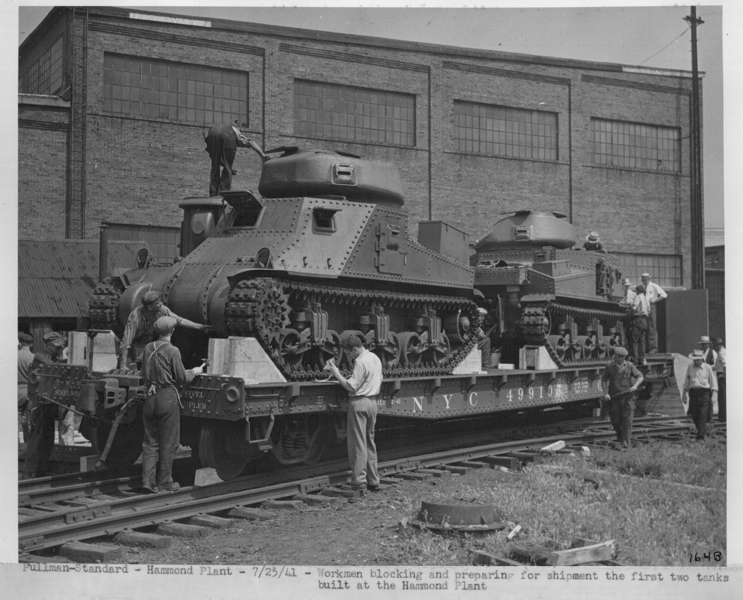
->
(18, 104, 69, 239)
(21, 10, 695, 285)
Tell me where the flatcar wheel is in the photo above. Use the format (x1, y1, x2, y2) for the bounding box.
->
(92, 418, 144, 471)
(198, 421, 251, 481)
(398, 332, 422, 368)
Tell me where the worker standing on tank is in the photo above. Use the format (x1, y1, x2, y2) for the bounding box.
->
(628, 284, 650, 366)
(602, 346, 643, 449)
(582, 231, 607, 253)
(140, 316, 204, 493)
(324, 336, 382, 493)
(640, 272, 667, 354)
(118, 291, 211, 369)
(205, 122, 250, 196)
(18, 332, 35, 443)
(619, 278, 637, 306)
(23, 332, 67, 478)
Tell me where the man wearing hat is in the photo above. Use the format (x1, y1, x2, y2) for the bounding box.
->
(18, 332, 35, 442)
(23, 331, 68, 478)
(140, 316, 204, 493)
(459, 308, 493, 369)
(619, 278, 637, 307)
(582, 231, 607, 253)
(698, 335, 718, 367)
(119, 290, 211, 369)
(601, 346, 644, 449)
(640, 273, 667, 354)
(712, 338, 726, 422)
(683, 349, 718, 441)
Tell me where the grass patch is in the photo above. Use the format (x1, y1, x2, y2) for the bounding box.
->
(386, 436, 726, 566)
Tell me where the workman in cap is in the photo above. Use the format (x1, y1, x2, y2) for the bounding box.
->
(18, 332, 35, 442)
(458, 308, 493, 369)
(683, 349, 718, 441)
(640, 272, 667, 354)
(119, 290, 211, 369)
(582, 231, 607, 253)
(601, 346, 643, 449)
(23, 331, 68, 478)
(205, 122, 250, 196)
(140, 316, 204, 493)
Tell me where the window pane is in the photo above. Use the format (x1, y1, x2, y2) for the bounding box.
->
(103, 53, 248, 127)
(590, 118, 680, 173)
(293, 79, 415, 147)
(452, 101, 557, 161)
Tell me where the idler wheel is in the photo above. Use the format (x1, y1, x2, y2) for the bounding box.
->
(398, 331, 423, 368)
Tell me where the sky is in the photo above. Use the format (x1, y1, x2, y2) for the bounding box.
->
(15, 2, 726, 240)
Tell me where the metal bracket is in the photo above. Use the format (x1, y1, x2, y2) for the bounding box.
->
(429, 377, 441, 395)
(389, 379, 402, 398)
(246, 412, 275, 445)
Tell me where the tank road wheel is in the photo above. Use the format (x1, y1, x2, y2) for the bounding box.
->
(377, 332, 401, 368)
(311, 329, 343, 371)
(276, 328, 306, 372)
(426, 333, 451, 366)
(269, 415, 328, 465)
(398, 332, 423, 368)
(198, 421, 258, 481)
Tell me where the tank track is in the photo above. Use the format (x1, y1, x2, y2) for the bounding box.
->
(520, 300, 629, 369)
(225, 277, 478, 381)
(89, 279, 124, 333)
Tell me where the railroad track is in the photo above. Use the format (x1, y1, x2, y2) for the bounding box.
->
(19, 415, 716, 559)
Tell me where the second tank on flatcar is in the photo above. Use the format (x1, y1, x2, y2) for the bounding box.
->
(472, 210, 626, 367)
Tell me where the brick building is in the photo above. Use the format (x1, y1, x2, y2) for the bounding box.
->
(19, 6, 700, 287)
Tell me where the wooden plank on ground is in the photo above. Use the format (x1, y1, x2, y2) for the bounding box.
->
(227, 506, 277, 521)
(470, 550, 522, 566)
(392, 472, 434, 481)
(547, 540, 617, 566)
(156, 521, 211, 538)
(481, 456, 519, 470)
(59, 541, 123, 563)
(457, 460, 487, 469)
(113, 531, 172, 548)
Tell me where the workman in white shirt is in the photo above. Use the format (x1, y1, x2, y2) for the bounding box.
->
(683, 349, 718, 441)
(640, 272, 667, 353)
(712, 338, 726, 422)
(628, 285, 651, 366)
(324, 335, 382, 493)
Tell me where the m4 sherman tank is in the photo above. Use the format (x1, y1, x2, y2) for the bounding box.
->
(91, 146, 479, 379)
(472, 210, 626, 367)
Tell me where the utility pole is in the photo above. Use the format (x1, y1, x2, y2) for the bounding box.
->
(684, 6, 704, 289)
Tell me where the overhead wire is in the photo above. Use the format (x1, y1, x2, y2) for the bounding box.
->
(638, 25, 690, 66)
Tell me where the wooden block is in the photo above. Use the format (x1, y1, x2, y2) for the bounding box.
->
(452, 348, 482, 375)
(392, 472, 433, 481)
(80, 455, 102, 472)
(322, 488, 359, 498)
(189, 514, 234, 529)
(442, 465, 469, 475)
(457, 460, 486, 469)
(194, 467, 224, 487)
(59, 541, 123, 563)
(263, 499, 304, 510)
(416, 468, 449, 477)
(156, 521, 211, 538)
(540, 440, 566, 452)
(379, 477, 400, 485)
(294, 493, 337, 505)
(470, 550, 522, 566)
(548, 540, 617, 566)
(227, 506, 277, 521)
(113, 530, 173, 548)
(481, 456, 519, 470)
(506, 452, 541, 464)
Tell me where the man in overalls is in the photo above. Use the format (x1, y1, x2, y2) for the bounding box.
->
(601, 346, 644, 449)
(140, 316, 203, 493)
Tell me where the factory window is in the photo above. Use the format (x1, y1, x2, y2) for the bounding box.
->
(613, 253, 682, 288)
(103, 54, 248, 126)
(293, 80, 415, 147)
(706, 272, 724, 305)
(453, 101, 558, 160)
(21, 36, 64, 95)
(591, 118, 680, 172)
(105, 224, 181, 264)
